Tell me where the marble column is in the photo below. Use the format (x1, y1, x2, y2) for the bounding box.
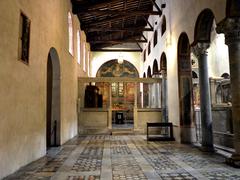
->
(161, 70, 168, 122)
(217, 17, 240, 166)
(192, 43, 214, 151)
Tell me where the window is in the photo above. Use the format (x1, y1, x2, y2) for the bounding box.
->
(161, 16, 166, 36)
(153, 30, 158, 47)
(68, 12, 73, 55)
(77, 30, 81, 64)
(83, 42, 86, 71)
(111, 82, 124, 97)
(87, 50, 90, 76)
(148, 42, 151, 55)
(19, 12, 30, 64)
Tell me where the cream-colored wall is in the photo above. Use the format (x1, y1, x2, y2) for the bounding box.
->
(0, 0, 89, 178)
(91, 52, 142, 77)
(78, 109, 109, 134)
(141, 0, 227, 141)
(137, 110, 162, 133)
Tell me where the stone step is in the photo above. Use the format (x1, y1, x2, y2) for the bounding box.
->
(111, 128, 134, 135)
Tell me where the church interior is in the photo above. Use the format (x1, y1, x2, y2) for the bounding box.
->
(1, 0, 240, 179)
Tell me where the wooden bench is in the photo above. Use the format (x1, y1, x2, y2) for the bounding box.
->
(147, 122, 175, 141)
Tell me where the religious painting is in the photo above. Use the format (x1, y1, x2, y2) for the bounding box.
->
(96, 59, 139, 78)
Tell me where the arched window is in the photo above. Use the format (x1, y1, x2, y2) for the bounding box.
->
(77, 30, 81, 64)
(143, 49, 146, 62)
(147, 66, 152, 78)
(68, 12, 73, 55)
(83, 42, 86, 71)
(161, 16, 166, 36)
(153, 30, 158, 47)
(148, 42, 151, 55)
(88, 50, 90, 76)
(153, 59, 159, 75)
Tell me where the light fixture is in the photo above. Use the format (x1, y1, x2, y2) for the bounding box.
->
(117, 53, 124, 64)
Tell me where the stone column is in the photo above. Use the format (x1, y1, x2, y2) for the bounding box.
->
(192, 43, 214, 152)
(152, 74, 161, 108)
(108, 83, 112, 130)
(134, 82, 138, 130)
(217, 17, 240, 166)
(161, 70, 168, 122)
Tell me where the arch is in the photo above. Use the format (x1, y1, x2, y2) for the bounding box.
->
(194, 9, 215, 43)
(221, 73, 230, 79)
(147, 66, 152, 78)
(178, 32, 193, 143)
(152, 59, 159, 75)
(160, 52, 167, 71)
(96, 59, 139, 78)
(161, 15, 166, 36)
(143, 72, 146, 78)
(46, 47, 61, 148)
(68, 12, 74, 55)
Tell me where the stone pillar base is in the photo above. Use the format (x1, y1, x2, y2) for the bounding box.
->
(199, 146, 215, 153)
(226, 154, 240, 168)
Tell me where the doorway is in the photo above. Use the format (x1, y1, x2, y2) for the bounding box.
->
(112, 82, 134, 129)
(96, 59, 139, 130)
(46, 47, 61, 148)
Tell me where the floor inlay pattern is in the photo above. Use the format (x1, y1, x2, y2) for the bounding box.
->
(4, 135, 240, 180)
(67, 175, 100, 180)
(72, 156, 102, 172)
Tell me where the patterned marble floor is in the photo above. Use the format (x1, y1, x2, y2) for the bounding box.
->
(4, 135, 240, 180)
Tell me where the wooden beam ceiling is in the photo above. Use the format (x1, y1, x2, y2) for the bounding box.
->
(85, 27, 153, 32)
(75, 9, 161, 16)
(72, 0, 162, 51)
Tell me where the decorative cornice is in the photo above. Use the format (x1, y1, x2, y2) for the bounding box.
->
(216, 17, 240, 44)
(191, 43, 210, 57)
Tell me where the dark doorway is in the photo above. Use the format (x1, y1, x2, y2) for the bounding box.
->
(46, 47, 61, 149)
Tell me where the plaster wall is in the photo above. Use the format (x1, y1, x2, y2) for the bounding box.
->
(0, 0, 88, 178)
(141, 0, 227, 141)
(78, 109, 109, 134)
(137, 110, 162, 133)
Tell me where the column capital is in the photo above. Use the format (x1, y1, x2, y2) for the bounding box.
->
(191, 43, 210, 57)
(216, 17, 240, 45)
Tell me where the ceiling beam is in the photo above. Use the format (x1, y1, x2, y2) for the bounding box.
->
(81, 13, 140, 28)
(85, 27, 153, 32)
(72, 0, 121, 14)
(87, 31, 125, 42)
(91, 49, 142, 52)
(76, 9, 162, 16)
(149, 0, 162, 15)
(89, 39, 147, 44)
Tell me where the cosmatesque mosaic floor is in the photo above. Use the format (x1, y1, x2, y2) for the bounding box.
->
(4, 135, 240, 180)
